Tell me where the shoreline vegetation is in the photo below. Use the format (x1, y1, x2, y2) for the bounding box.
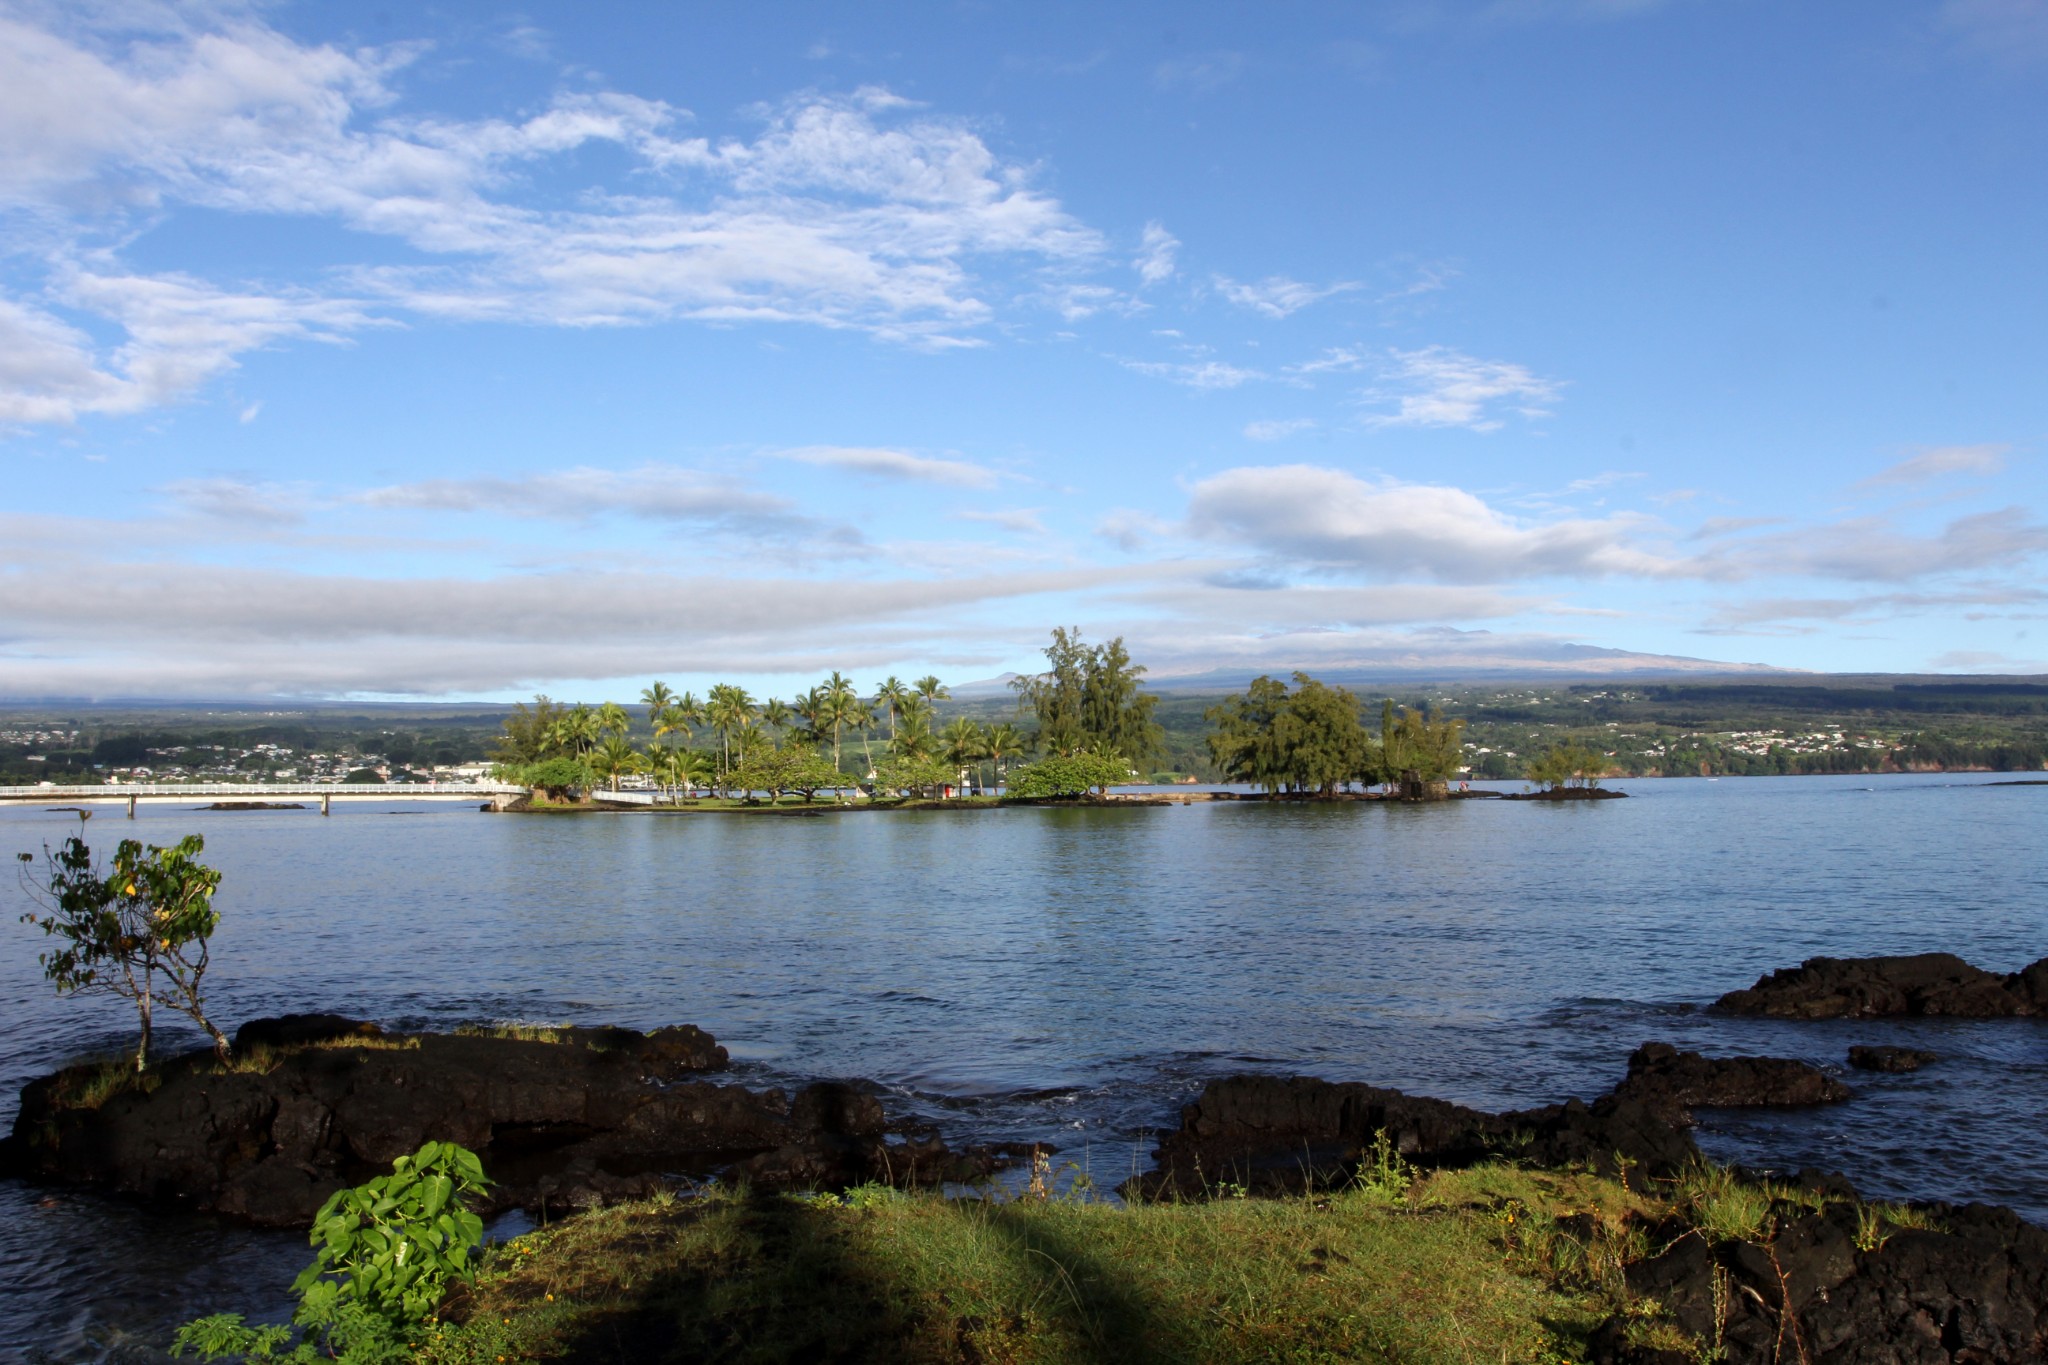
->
(490, 632, 1625, 810)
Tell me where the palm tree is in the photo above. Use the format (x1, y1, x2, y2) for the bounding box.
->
(640, 681, 675, 729)
(591, 733, 645, 792)
(597, 701, 631, 740)
(761, 698, 793, 742)
(659, 691, 704, 744)
(983, 722, 1026, 791)
(651, 743, 712, 800)
(893, 709, 938, 763)
(915, 675, 950, 709)
(816, 673, 862, 773)
(704, 684, 757, 793)
(940, 718, 986, 793)
(552, 704, 601, 756)
(874, 676, 912, 742)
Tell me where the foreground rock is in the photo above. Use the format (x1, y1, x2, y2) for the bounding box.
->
(1591, 1201, 2048, 1365)
(1611, 1042, 1850, 1122)
(1129, 1042, 1851, 1200)
(1848, 1045, 1937, 1073)
(0, 1017, 1017, 1226)
(1714, 952, 2048, 1019)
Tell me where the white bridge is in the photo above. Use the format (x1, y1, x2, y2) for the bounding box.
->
(0, 781, 527, 817)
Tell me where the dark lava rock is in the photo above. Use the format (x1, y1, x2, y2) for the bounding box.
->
(1589, 1202, 2048, 1364)
(2, 1020, 993, 1226)
(1714, 952, 2048, 1019)
(1848, 1045, 1938, 1073)
(1125, 1073, 1698, 1199)
(1500, 787, 1629, 801)
(1612, 1042, 1850, 1123)
(1128, 1044, 1865, 1201)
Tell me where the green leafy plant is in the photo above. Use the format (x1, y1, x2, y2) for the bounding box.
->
(172, 1142, 491, 1363)
(1002, 751, 1131, 799)
(16, 830, 227, 1069)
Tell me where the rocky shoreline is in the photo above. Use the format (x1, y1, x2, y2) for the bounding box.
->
(8, 951, 2047, 1362)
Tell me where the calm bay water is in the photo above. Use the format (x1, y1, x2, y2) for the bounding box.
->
(2, 774, 2044, 1360)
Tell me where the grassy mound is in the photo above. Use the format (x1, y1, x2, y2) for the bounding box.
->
(415, 1165, 1668, 1365)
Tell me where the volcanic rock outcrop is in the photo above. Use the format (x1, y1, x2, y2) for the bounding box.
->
(1126, 1042, 1848, 1199)
(1714, 952, 2048, 1019)
(0, 1017, 1013, 1226)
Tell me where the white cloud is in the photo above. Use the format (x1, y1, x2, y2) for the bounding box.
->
(1119, 357, 1263, 389)
(1243, 417, 1316, 441)
(1856, 443, 2010, 488)
(0, 557, 1125, 696)
(161, 476, 309, 522)
(0, 11, 1115, 423)
(954, 507, 1047, 535)
(1213, 274, 1358, 319)
(1713, 508, 2048, 583)
(357, 464, 863, 547)
(1134, 222, 1179, 286)
(774, 445, 999, 488)
(1358, 345, 1561, 431)
(1186, 464, 1676, 582)
(0, 275, 376, 424)
(1095, 508, 1173, 551)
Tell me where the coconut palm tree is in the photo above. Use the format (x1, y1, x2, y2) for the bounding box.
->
(761, 697, 793, 742)
(659, 691, 704, 745)
(650, 743, 712, 800)
(893, 709, 939, 763)
(983, 722, 1026, 791)
(597, 701, 632, 741)
(815, 683, 867, 775)
(591, 733, 645, 792)
(940, 718, 987, 793)
(704, 684, 757, 793)
(915, 675, 950, 709)
(874, 676, 912, 742)
(640, 681, 675, 729)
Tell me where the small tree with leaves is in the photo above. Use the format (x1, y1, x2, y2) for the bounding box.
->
(17, 830, 229, 1070)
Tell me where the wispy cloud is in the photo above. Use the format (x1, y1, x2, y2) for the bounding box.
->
(1940, 0, 2048, 64)
(1243, 417, 1317, 441)
(1358, 345, 1561, 431)
(1134, 222, 1179, 286)
(357, 464, 863, 547)
(1118, 357, 1264, 389)
(1856, 443, 2010, 489)
(774, 445, 1001, 488)
(1213, 274, 1359, 319)
(954, 507, 1048, 535)
(1152, 51, 1246, 91)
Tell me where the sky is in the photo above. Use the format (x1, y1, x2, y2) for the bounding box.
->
(2, 0, 2046, 701)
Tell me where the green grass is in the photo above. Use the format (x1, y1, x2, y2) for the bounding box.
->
(415, 1167, 1659, 1365)
(42, 1056, 158, 1110)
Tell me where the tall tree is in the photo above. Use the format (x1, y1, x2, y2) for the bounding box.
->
(815, 673, 863, 773)
(639, 682, 675, 729)
(1011, 628, 1162, 767)
(596, 701, 631, 741)
(915, 675, 950, 708)
(983, 722, 1027, 790)
(873, 676, 912, 742)
(704, 684, 757, 792)
(940, 717, 987, 784)
(590, 733, 645, 792)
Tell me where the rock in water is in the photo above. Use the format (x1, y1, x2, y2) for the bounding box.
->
(1612, 1042, 1850, 1122)
(1, 1020, 1005, 1225)
(1713, 952, 2046, 1019)
(1846, 1045, 1937, 1073)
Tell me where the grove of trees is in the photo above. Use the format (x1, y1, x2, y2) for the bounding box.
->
(1205, 673, 1469, 797)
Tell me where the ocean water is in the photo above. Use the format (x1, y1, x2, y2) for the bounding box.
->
(2, 774, 2043, 1360)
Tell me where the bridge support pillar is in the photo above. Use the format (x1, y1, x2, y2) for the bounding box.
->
(127, 794, 136, 819)
(321, 792, 331, 817)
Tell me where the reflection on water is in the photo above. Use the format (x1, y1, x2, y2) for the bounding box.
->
(2, 775, 2044, 1360)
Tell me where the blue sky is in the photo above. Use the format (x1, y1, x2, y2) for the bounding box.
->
(2, 0, 2046, 699)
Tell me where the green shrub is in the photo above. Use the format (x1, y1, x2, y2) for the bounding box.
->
(1004, 753, 1131, 799)
(173, 1141, 492, 1363)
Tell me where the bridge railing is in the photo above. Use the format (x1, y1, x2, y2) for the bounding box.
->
(0, 782, 527, 799)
